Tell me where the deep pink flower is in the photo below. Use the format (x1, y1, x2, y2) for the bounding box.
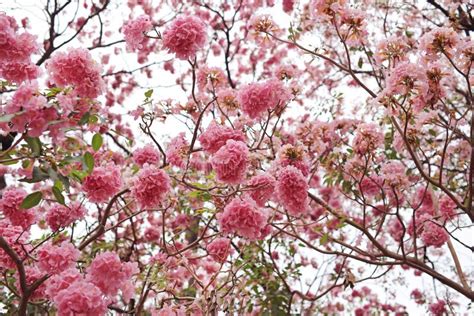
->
(218, 196, 268, 240)
(0, 61, 40, 84)
(237, 79, 291, 119)
(211, 140, 249, 184)
(0, 219, 29, 269)
(199, 121, 246, 154)
(82, 164, 122, 203)
(439, 195, 457, 220)
(46, 202, 86, 231)
(133, 144, 161, 166)
(37, 242, 80, 274)
(275, 166, 309, 216)
(207, 237, 231, 263)
(166, 133, 188, 168)
(122, 15, 152, 51)
(162, 15, 207, 60)
(86, 251, 138, 298)
(131, 165, 171, 209)
(46, 48, 105, 98)
(429, 300, 446, 316)
(247, 173, 276, 207)
(0, 186, 35, 228)
(421, 220, 448, 248)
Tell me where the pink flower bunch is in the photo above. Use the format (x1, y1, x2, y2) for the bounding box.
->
(197, 66, 226, 91)
(131, 165, 171, 209)
(0, 186, 35, 228)
(237, 79, 291, 119)
(45, 268, 82, 299)
(428, 300, 446, 316)
(359, 176, 383, 198)
(122, 15, 152, 51)
(0, 13, 40, 84)
(439, 195, 457, 220)
(337, 8, 367, 47)
(166, 133, 189, 168)
(82, 164, 122, 203)
(218, 196, 268, 240)
(275, 166, 309, 216)
(211, 140, 249, 184)
(419, 27, 459, 59)
(207, 237, 231, 263)
(352, 123, 384, 155)
(247, 173, 276, 207)
(374, 36, 411, 65)
(217, 88, 239, 115)
(283, 0, 295, 13)
(384, 61, 429, 98)
(133, 144, 161, 166)
(310, 0, 347, 22)
(16, 266, 46, 301)
(421, 220, 448, 248)
(86, 251, 138, 299)
(46, 201, 86, 231)
(199, 121, 246, 154)
(36, 242, 80, 274)
(275, 144, 310, 176)
(380, 161, 409, 189)
(387, 218, 404, 242)
(248, 14, 279, 47)
(162, 15, 207, 60)
(46, 48, 105, 98)
(0, 219, 29, 269)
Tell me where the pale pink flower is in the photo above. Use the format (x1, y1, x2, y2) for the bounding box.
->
(122, 15, 152, 51)
(53, 279, 108, 315)
(166, 133, 188, 168)
(46, 202, 86, 231)
(352, 123, 384, 155)
(275, 144, 310, 176)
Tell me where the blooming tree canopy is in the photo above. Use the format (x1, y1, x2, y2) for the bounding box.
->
(0, 0, 473, 315)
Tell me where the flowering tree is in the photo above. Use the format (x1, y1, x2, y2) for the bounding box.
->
(0, 0, 473, 314)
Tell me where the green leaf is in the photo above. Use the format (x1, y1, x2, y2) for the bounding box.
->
(357, 57, 363, 68)
(83, 152, 94, 173)
(144, 89, 153, 98)
(25, 137, 42, 157)
(0, 113, 16, 123)
(71, 170, 88, 182)
(52, 186, 65, 205)
(319, 233, 329, 246)
(21, 191, 43, 209)
(19, 167, 49, 183)
(91, 133, 103, 151)
(78, 112, 90, 125)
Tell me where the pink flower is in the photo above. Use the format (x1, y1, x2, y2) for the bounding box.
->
(211, 140, 249, 184)
(162, 15, 207, 60)
(86, 251, 138, 298)
(0, 13, 39, 63)
(15, 266, 46, 301)
(37, 242, 80, 274)
(82, 164, 122, 203)
(419, 27, 459, 59)
(131, 165, 171, 209)
(0, 186, 35, 228)
(199, 121, 246, 154)
(166, 133, 188, 168)
(247, 173, 276, 207)
(218, 196, 268, 240)
(283, 0, 295, 13)
(0, 219, 29, 269)
(217, 88, 239, 115)
(275, 144, 310, 176)
(429, 300, 446, 316)
(237, 79, 291, 119)
(46, 202, 86, 231)
(380, 161, 409, 189)
(46, 48, 105, 98)
(133, 144, 161, 166)
(207, 237, 231, 263)
(352, 123, 384, 155)
(53, 279, 108, 315)
(359, 176, 383, 197)
(275, 166, 309, 216)
(122, 15, 152, 51)
(387, 218, 404, 242)
(45, 268, 82, 300)
(439, 196, 457, 220)
(421, 220, 448, 248)
(310, 0, 347, 22)
(0, 61, 40, 84)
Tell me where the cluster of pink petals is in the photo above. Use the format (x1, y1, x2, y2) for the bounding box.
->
(359, 176, 383, 198)
(237, 79, 291, 119)
(0, 220, 29, 269)
(380, 161, 409, 189)
(131, 164, 171, 209)
(429, 300, 446, 316)
(275, 144, 310, 176)
(0, 186, 35, 228)
(133, 144, 161, 166)
(283, 0, 295, 13)
(439, 195, 457, 220)
(207, 237, 231, 263)
(122, 15, 152, 51)
(197, 66, 226, 91)
(45, 268, 81, 299)
(162, 15, 207, 60)
(199, 121, 246, 154)
(217, 88, 239, 115)
(421, 220, 449, 248)
(166, 133, 189, 168)
(82, 164, 122, 203)
(352, 123, 384, 155)
(16, 266, 46, 301)
(419, 27, 459, 59)
(247, 173, 276, 207)
(310, 0, 347, 21)
(46, 48, 105, 98)
(0, 13, 40, 84)
(86, 251, 138, 299)
(218, 196, 268, 240)
(211, 140, 249, 184)
(45, 201, 86, 231)
(384, 61, 428, 98)
(275, 166, 309, 216)
(36, 242, 80, 274)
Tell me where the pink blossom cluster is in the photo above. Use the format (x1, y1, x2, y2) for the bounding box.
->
(133, 144, 161, 166)
(0, 220, 29, 269)
(162, 15, 207, 60)
(197, 66, 226, 91)
(211, 140, 249, 184)
(0, 186, 35, 228)
(420, 220, 449, 248)
(275, 166, 309, 216)
(122, 15, 152, 51)
(419, 27, 459, 59)
(46, 48, 105, 98)
(237, 79, 291, 119)
(218, 196, 268, 240)
(199, 121, 246, 154)
(275, 144, 310, 176)
(0, 13, 40, 84)
(82, 163, 123, 203)
(217, 88, 239, 115)
(45, 202, 86, 231)
(166, 133, 189, 168)
(36, 242, 80, 274)
(310, 0, 347, 22)
(352, 123, 384, 155)
(206, 237, 231, 263)
(247, 173, 276, 207)
(131, 164, 171, 209)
